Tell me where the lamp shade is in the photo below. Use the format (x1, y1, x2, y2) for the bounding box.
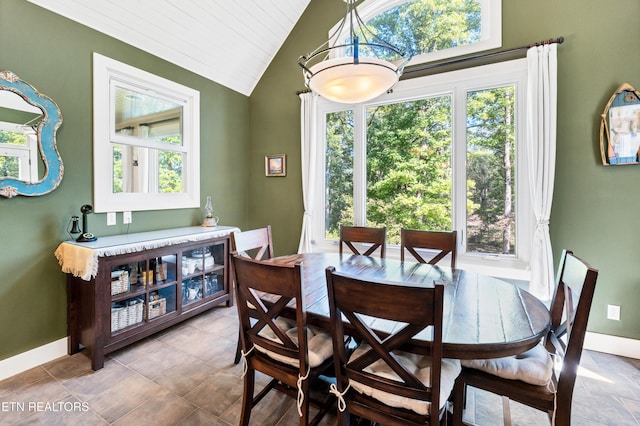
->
(307, 57, 399, 104)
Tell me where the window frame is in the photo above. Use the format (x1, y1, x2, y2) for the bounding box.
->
(311, 59, 533, 276)
(330, 0, 502, 67)
(93, 52, 200, 213)
(0, 122, 38, 182)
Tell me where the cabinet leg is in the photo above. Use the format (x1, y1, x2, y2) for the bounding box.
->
(67, 278, 81, 355)
(91, 350, 105, 371)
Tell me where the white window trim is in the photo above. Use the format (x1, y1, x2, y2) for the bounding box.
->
(311, 59, 533, 279)
(93, 52, 200, 213)
(331, 0, 502, 68)
(0, 122, 38, 182)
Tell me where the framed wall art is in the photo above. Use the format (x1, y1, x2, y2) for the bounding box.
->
(600, 82, 640, 165)
(265, 154, 286, 177)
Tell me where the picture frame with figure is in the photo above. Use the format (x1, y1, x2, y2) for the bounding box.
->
(600, 82, 640, 165)
(265, 154, 286, 176)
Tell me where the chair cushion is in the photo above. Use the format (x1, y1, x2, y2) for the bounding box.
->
(255, 317, 333, 368)
(460, 343, 553, 386)
(348, 344, 462, 416)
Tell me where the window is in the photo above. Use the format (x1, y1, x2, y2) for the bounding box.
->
(331, 0, 501, 66)
(0, 123, 38, 182)
(93, 53, 200, 213)
(312, 59, 532, 272)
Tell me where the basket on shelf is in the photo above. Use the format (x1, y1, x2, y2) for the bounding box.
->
(111, 298, 144, 332)
(111, 306, 124, 332)
(148, 298, 167, 320)
(111, 270, 130, 295)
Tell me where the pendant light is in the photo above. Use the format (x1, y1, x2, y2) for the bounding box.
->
(298, 0, 411, 104)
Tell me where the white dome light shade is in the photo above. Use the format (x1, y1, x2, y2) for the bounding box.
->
(307, 57, 399, 104)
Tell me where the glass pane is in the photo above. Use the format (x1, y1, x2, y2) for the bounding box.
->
(325, 110, 354, 240)
(362, 0, 482, 60)
(366, 96, 453, 245)
(114, 86, 182, 145)
(0, 129, 27, 145)
(158, 149, 184, 193)
(149, 286, 176, 319)
(466, 86, 516, 255)
(0, 128, 40, 182)
(0, 154, 19, 178)
(112, 144, 184, 194)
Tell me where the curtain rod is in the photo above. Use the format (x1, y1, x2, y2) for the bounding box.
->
(404, 36, 564, 75)
(296, 36, 564, 96)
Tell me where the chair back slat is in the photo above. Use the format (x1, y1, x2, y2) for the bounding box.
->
(231, 225, 274, 260)
(401, 229, 457, 268)
(326, 267, 445, 423)
(339, 225, 386, 258)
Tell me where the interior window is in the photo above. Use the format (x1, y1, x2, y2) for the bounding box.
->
(93, 53, 200, 213)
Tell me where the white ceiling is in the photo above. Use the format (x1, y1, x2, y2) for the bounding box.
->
(26, 0, 311, 96)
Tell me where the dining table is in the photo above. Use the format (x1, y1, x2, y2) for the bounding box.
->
(265, 252, 551, 360)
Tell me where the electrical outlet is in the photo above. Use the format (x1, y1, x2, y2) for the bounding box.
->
(107, 212, 116, 226)
(123, 211, 132, 224)
(607, 304, 621, 321)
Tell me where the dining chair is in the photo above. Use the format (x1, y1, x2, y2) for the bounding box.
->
(400, 229, 457, 268)
(230, 226, 274, 364)
(230, 225, 274, 261)
(339, 225, 386, 258)
(325, 267, 461, 425)
(452, 249, 599, 426)
(232, 255, 334, 426)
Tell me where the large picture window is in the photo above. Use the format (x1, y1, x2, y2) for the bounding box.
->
(312, 60, 532, 272)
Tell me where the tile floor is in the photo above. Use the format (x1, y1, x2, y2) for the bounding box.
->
(0, 305, 639, 425)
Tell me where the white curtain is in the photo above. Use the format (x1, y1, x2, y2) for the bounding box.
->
(298, 92, 318, 253)
(526, 44, 558, 300)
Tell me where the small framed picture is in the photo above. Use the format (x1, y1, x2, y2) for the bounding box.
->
(265, 154, 286, 177)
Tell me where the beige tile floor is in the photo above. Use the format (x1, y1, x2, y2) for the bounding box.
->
(0, 305, 639, 425)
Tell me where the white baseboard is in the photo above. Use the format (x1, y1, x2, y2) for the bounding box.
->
(0, 338, 68, 381)
(584, 332, 640, 359)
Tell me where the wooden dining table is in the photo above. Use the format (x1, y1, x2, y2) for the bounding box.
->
(265, 252, 551, 360)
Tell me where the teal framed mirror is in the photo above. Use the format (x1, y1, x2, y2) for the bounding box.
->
(0, 71, 63, 198)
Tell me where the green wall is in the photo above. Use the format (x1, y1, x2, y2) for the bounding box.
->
(249, 0, 640, 341)
(0, 0, 250, 361)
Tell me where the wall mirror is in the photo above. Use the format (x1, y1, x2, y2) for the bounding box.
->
(0, 71, 63, 198)
(93, 53, 200, 212)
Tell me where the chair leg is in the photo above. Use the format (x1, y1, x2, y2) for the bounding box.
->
(234, 328, 241, 364)
(452, 375, 465, 426)
(239, 367, 255, 426)
(502, 396, 512, 426)
(298, 379, 310, 426)
(336, 409, 350, 426)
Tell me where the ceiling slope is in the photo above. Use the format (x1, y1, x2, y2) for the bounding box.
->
(27, 0, 310, 96)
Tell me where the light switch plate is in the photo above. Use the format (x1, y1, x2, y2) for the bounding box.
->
(607, 304, 621, 321)
(107, 212, 116, 226)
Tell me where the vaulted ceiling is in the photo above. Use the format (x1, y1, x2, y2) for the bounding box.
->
(26, 0, 311, 96)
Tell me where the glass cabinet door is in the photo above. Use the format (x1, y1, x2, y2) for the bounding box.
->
(147, 255, 178, 321)
(182, 242, 225, 308)
(110, 253, 178, 334)
(110, 261, 145, 333)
